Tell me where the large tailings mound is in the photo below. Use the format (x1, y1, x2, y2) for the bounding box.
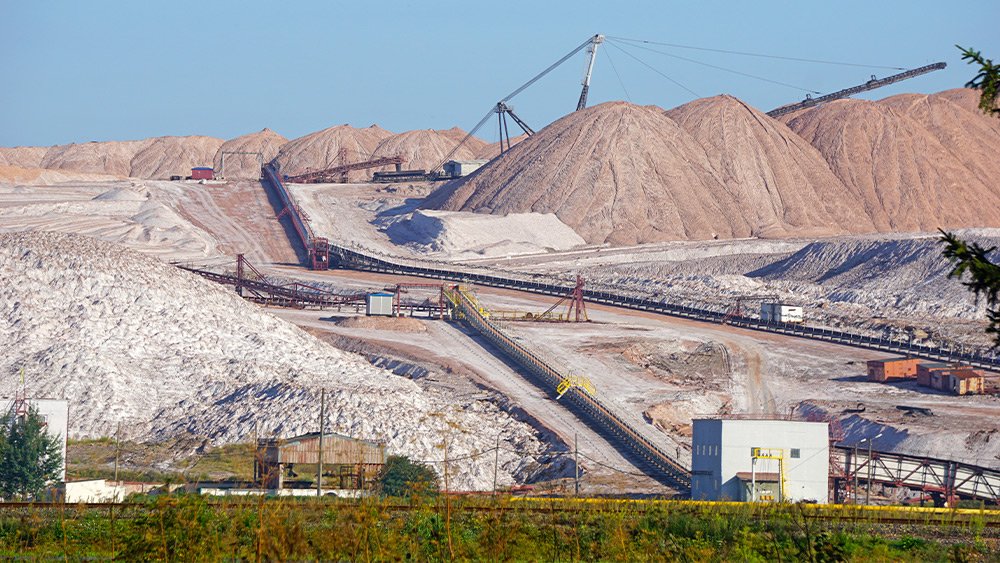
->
(6, 136, 222, 179)
(429, 101, 746, 245)
(213, 128, 288, 178)
(0, 146, 48, 169)
(128, 136, 224, 179)
(665, 95, 871, 237)
(878, 89, 1000, 191)
(785, 96, 1000, 232)
(275, 124, 394, 179)
(371, 129, 479, 173)
(40, 139, 155, 177)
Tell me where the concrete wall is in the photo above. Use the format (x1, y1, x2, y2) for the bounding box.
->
(691, 419, 829, 503)
(64, 480, 126, 503)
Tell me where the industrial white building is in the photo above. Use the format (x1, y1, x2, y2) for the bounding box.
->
(691, 418, 829, 503)
(366, 292, 394, 316)
(443, 159, 489, 177)
(760, 302, 803, 323)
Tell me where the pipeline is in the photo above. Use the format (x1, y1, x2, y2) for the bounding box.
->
(444, 285, 691, 489)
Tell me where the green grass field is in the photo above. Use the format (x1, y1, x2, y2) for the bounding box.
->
(2, 495, 998, 561)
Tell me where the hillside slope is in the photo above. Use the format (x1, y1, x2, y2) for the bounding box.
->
(0, 232, 546, 490)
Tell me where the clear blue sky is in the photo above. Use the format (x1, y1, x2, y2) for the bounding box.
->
(2, 0, 997, 147)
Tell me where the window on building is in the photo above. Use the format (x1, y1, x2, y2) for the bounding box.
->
(790, 448, 801, 459)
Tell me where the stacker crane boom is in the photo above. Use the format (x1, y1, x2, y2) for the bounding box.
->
(433, 34, 605, 170)
(766, 62, 946, 118)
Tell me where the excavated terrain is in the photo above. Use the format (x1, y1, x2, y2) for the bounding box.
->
(0, 231, 551, 490)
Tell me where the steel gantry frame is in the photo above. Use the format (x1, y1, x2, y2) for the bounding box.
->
(831, 446, 1000, 506)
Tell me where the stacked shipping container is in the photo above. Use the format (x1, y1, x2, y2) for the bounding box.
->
(867, 358, 986, 395)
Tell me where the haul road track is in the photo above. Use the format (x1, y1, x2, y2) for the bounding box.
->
(190, 164, 999, 502)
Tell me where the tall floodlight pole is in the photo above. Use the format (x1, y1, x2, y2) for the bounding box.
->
(576, 34, 605, 111)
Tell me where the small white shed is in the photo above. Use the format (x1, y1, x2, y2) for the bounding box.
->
(366, 292, 394, 317)
(761, 302, 803, 323)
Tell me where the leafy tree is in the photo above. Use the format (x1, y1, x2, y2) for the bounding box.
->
(940, 47, 1000, 347)
(378, 455, 439, 497)
(0, 404, 64, 500)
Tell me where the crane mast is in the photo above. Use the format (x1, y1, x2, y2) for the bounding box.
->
(576, 34, 605, 111)
(432, 34, 603, 171)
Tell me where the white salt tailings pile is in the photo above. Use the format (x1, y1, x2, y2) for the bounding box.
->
(0, 232, 546, 490)
(0, 182, 218, 262)
(385, 209, 586, 258)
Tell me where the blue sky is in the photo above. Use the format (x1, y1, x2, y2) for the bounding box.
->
(2, 0, 997, 147)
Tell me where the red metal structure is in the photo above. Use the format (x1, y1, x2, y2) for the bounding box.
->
(393, 282, 447, 319)
(285, 155, 405, 184)
(539, 275, 588, 322)
(180, 254, 366, 309)
(721, 294, 779, 324)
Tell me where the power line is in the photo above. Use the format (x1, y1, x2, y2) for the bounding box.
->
(609, 39, 821, 95)
(607, 36, 906, 71)
(606, 41, 700, 99)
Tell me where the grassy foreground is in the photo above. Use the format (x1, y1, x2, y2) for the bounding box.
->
(1, 495, 998, 561)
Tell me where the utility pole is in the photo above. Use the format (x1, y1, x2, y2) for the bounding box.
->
(317, 389, 325, 497)
(865, 433, 883, 505)
(252, 420, 259, 487)
(574, 433, 580, 496)
(113, 422, 121, 484)
(852, 443, 859, 504)
(492, 433, 500, 495)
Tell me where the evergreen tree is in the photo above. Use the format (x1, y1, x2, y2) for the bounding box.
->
(958, 46, 1000, 115)
(0, 404, 64, 500)
(941, 47, 1000, 347)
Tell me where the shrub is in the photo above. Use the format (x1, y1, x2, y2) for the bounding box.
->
(377, 455, 439, 498)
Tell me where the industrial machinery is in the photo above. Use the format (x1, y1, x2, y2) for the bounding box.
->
(766, 62, 946, 118)
(285, 154, 406, 184)
(489, 275, 589, 322)
(434, 34, 605, 167)
(721, 294, 779, 324)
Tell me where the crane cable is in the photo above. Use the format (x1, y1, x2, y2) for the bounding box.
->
(606, 41, 700, 98)
(609, 38, 822, 95)
(602, 45, 632, 102)
(607, 36, 907, 71)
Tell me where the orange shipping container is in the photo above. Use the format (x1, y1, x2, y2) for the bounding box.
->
(867, 357, 921, 382)
(916, 362, 951, 387)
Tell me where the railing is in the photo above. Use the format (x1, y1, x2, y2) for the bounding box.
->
(324, 245, 1000, 371)
(832, 446, 1000, 504)
(178, 264, 366, 309)
(445, 285, 691, 489)
(262, 163, 314, 253)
